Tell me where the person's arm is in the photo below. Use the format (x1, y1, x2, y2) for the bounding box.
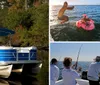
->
(74, 70, 81, 78)
(55, 67, 59, 81)
(67, 6, 74, 10)
(72, 63, 82, 73)
(71, 62, 77, 70)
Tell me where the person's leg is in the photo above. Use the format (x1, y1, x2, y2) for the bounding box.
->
(89, 80, 93, 85)
(89, 80, 99, 85)
(95, 81, 99, 85)
(58, 15, 69, 24)
(61, 15, 69, 24)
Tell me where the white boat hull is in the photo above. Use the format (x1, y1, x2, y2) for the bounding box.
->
(0, 65, 13, 78)
(55, 79, 89, 85)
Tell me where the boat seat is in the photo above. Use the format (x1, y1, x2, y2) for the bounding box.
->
(13, 47, 36, 53)
(56, 79, 89, 85)
(76, 79, 89, 85)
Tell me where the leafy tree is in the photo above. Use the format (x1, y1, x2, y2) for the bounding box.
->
(0, 8, 8, 27)
(28, 4, 48, 47)
(7, 0, 27, 11)
(31, 4, 48, 85)
(3, 9, 34, 30)
(37, 50, 48, 85)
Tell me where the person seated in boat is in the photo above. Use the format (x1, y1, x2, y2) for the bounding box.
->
(50, 58, 59, 85)
(58, 2, 74, 24)
(87, 56, 100, 85)
(62, 57, 80, 85)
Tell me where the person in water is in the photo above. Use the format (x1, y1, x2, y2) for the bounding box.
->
(62, 57, 80, 85)
(50, 58, 59, 85)
(87, 56, 100, 85)
(81, 14, 91, 25)
(58, 2, 74, 24)
(76, 14, 95, 30)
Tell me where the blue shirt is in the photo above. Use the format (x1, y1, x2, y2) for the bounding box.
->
(87, 62, 100, 81)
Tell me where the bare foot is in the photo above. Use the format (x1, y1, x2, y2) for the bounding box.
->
(60, 21, 64, 24)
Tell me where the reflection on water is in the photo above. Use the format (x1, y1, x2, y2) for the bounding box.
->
(0, 72, 38, 85)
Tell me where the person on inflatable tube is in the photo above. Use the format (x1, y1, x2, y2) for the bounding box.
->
(76, 14, 95, 31)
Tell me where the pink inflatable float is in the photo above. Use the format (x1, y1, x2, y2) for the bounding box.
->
(76, 14, 95, 31)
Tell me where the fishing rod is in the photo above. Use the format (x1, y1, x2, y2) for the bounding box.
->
(75, 44, 83, 70)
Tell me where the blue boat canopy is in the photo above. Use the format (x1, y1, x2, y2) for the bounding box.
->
(0, 28, 15, 36)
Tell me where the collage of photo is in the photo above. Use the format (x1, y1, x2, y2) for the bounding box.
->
(50, 0, 100, 85)
(0, 0, 48, 85)
(0, 0, 100, 85)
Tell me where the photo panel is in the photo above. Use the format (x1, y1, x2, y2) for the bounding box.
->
(49, 0, 100, 41)
(50, 42, 100, 85)
(0, 0, 48, 85)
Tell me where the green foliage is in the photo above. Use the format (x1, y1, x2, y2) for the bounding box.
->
(8, 0, 25, 9)
(3, 9, 33, 30)
(37, 50, 49, 85)
(0, 8, 8, 44)
(1, 2, 49, 85)
(3, 4, 48, 47)
(0, 8, 8, 27)
(15, 28, 29, 46)
(3, 10, 20, 29)
(29, 4, 49, 47)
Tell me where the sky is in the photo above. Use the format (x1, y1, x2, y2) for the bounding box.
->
(50, 0, 100, 5)
(50, 43, 100, 61)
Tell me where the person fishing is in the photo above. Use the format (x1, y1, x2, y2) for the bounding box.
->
(87, 56, 100, 85)
(58, 2, 74, 24)
(50, 58, 59, 85)
(62, 57, 80, 85)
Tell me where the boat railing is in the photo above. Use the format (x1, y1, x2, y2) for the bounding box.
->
(0, 47, 38, 63)
(55, 79, 89, 85)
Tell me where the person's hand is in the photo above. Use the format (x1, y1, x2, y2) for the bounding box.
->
(72, 62, 77, 69)
(73, 62, 77, 66)
(67, 6, 74, 10)
(72, 6, 74, 9)
(77, 67, 82, 72)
